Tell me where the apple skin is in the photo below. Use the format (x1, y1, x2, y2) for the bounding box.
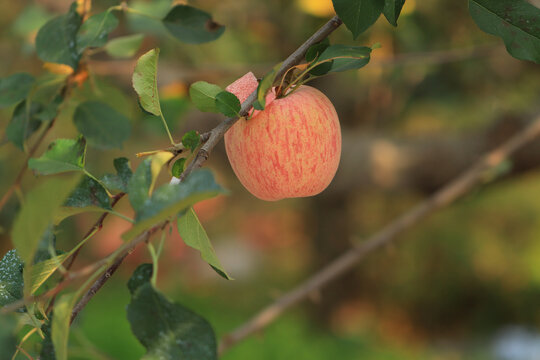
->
(224, 72, 341, 201)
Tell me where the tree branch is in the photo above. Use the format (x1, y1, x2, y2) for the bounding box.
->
(218, 114, 540, 354)
(178, 16, 343, 182)
(61, 15, 344, 326)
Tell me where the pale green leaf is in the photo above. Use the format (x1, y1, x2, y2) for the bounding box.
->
(133, 48, 162, 116)
(28, 136, 86, 175)
(105, 34, 145, 58)
(178, 208, 231, 279)
(11, 175, 81, 265)
(189, 81, 223, 113)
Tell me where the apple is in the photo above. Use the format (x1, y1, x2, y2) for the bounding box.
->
(224, 72, 341, 201)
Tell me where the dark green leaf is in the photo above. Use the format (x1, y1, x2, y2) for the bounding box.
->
(0, 73, 35, 108)
(306, 39, 333, 76)
(40, 322, 55, 360)
(182, 130, 200, 153)
(383, 0, 406, 26)
(35, 3, 82, 69)
(189, 81, 223, 113)
(65, 176, 112, 210)
(6, 101, 43, 150)
(35, 94, 63, 122)
(133, 48, 162, 116)
(316, 44, 372, 72)
(178, 208, 231, 279)
(0, 250, 24, 308)
(76, 10, 119, 51)
(163, 5, 225, 44)
(469, 0, 540, 63)
(305, 38, 330, 62)
(105, 34, 145, 58)
(332, 0, 385, 39)
(11, 175, 81, 265)
(33, 227, 57, 264)
(123, 169, 225, 241)
(171, 158, 186, 178)
(256, 63, 281, 110)
(73, 101, 131, 149)
(127, 263, 154, 294)
(215, 91, 241, 117)
(127, 265, 217, 360)
(128, 158, 152, 211)
(28, 136, 86, 175)
(102, 157, 133, 193)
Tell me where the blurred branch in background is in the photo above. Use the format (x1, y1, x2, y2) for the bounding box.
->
(219, 113, 540, 354)
(86, 44, 502, 84)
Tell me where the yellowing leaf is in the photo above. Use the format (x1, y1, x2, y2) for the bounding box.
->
(43, 63, 74, 75)
(149, 152, 174, 195)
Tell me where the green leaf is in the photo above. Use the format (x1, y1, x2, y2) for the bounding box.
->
(133, 48, 162, 116)
(178, 208, 231, 280)
(76, 10, 119, 51)
(52, 293, 77, 360)
(469, 0, 540, 64)
(0, 250, 24, 308)
(332, 0, 385, 39)
(0, 314, 18, 359)
(101, 157, 133, 193)
(215, 91, 241, 117)
(123, 170, 225, 241)
(163, 5, 225, 44)
(73, 101, 131, 149)
(305, 38, 332, 76)
(65, 175, 112, 210)
(182, 130, 200, 153)
(256, 62, 282, 110)
(29, 136, 86, 175)
(6, 101, 43, 150)
(25, 254, 69, 296)
(35, 3, 82, 69)
(33, 227, 57, 264)
(35, 94, 63, 122)
(0, 73, 35, 108)
(128, 158, 152, 212)
(306, 38, 330, 62)
(189, 81, 223, 113)
(383, 0, 406, 26)
(11, 175, 81, 265)
(316, 44, 372, 72)
(127, 153, 173, 212)
(40, 322, 55, 360)
(127, 263, 153, 294)
(127, 264, 218, 360)
(171, 158, 186, 178)
(105, 34, 145, 58)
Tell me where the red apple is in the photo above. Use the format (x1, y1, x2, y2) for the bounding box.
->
(225, 72, 341, 201)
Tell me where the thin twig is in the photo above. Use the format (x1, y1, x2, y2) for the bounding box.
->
(60, 17, 344, 322)
(218, 114, 540, 354)
(0, 74, 77, 212)
(45, 193, 126, 313)
(69, 221, 167, 323)
(178, 16, 343, 182)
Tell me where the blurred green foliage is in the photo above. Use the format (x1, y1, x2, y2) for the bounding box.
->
(1, 0, 540, 358)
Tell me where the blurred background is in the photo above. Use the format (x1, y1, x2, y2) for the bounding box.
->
(1, 0, 540, 359)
